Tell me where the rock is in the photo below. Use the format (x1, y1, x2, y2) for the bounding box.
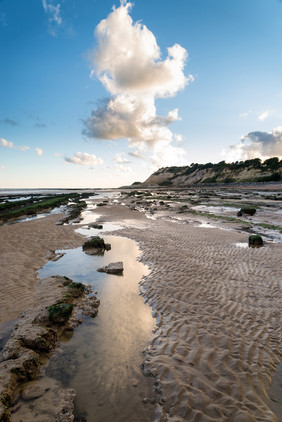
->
(88, 223, 103, 229)
(237, 208, 256, 217)
(249, 234, 264, 247)
(55, 388, 76, 421)
(21, 385, 47, 401)
(82, 237, 111, 255)
(97, 262, 124, 275)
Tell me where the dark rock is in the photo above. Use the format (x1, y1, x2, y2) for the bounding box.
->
(237, 208, 256, 217)
(88, 223, 103, 230)
(249, 234, 264, 247)
(48, 304, 73, 324)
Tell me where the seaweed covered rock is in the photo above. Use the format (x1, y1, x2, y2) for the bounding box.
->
(249, 234, 264, 247)
(237, 208, 256, 217)
(48, 303, 73, 324)
(82, 236, 111, 255)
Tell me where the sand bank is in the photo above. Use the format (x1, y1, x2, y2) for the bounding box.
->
(94, 203, 281, 422)
(0, 214, 83, 325)
(0, 196, 281, 421)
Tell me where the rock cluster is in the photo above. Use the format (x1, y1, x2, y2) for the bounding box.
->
(0, 276, 99, 421)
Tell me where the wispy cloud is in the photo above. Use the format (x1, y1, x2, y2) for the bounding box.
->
(0, 118, 19, 126)
(42, 0, 62, 35)
(36, 147, 43, 156)
(115, 163, 132, 173)
(64, 152, 104, 167)
(223, 127, 282, 161)
(0, 12, 7, 27)
(240, 110, 252, 119)
(0, 165, 7, 170)
(34, 122, 47, 129)
(83, 1, 191, 166)
(128, 149, 146, 159)
(258, 109, 275, 121)
(0, 137, 29, 151)
(114, 153, 130, 163)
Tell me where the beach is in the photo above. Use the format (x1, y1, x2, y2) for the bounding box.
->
(0, 188, 281, 421)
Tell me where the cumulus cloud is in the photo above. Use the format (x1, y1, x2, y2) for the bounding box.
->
(258, 109, 274, 121)
(84, 1, 192, 162)
(150, 141, 187, 169)
(114, 153, 130, 163)
(223, 127, 282, 161)
(92, 1, 191, 98)
(0, 137, 29, 151)
(36, 147, 43, 156)
(64, 152, 104, 166)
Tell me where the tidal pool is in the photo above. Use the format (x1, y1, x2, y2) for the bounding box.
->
(13, 236, 155, 422)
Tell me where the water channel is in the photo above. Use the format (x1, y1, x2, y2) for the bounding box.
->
(12, 232, 155, 421)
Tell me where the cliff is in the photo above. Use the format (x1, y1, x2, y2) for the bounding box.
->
(141, 158, 282, 187)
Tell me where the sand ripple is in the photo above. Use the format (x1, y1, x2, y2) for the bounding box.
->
(0, 215, 83, 324)
(120, 220, 281, 421)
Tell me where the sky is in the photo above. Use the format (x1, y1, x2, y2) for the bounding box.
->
(0, 0, 282, 188)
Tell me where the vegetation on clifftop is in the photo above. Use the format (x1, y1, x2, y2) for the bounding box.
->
(144, 157, 282, 186)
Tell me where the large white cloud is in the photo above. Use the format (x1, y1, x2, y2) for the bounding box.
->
(84, 1, 192, 162)
(91, 1, 191, 98)
(64, 152, 104, 166)
(224, 127, 282, 161)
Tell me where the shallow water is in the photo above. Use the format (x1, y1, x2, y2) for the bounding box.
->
(15, 236, 155, 421)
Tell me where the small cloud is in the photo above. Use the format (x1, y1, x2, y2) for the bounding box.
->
(258, 109, 275, 121)
(0, 165, 7, 170)
(1, 137, 14, 148)
(18, 146, 30, 151)
(36, 147, 43, 156)
(54, 152, 61, 157)
(0, 118, 19, 126)
(240, 110, 252, 119)
(0, 137, 29, 151)
(114, 152, 130, 163)
(64, 152, 104, 166)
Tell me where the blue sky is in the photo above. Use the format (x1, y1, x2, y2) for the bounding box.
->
(0, 0, 281, 188)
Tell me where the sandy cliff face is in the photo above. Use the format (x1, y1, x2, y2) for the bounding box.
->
(142, 164, 282, 186)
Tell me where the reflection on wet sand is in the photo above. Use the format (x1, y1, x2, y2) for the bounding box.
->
(13, 236, 155, 422)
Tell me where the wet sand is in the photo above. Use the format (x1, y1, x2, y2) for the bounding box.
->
(0, 214, 83, 324)
(1, 193, 281, 421)
(93, 201, 282, 421)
